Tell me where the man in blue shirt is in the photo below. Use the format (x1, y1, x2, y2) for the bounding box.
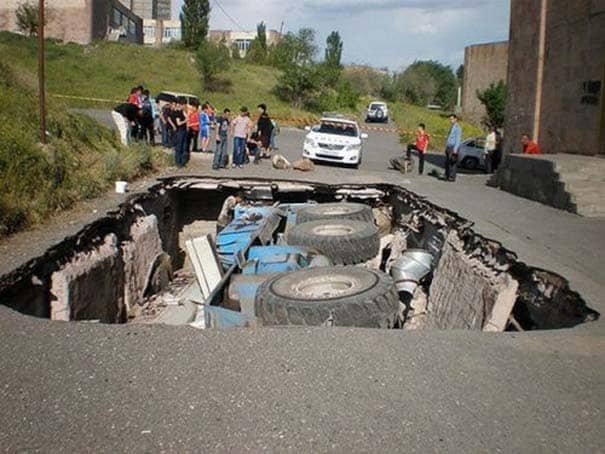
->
(445, 114, 462, 182)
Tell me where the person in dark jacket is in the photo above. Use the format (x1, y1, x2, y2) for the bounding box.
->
(173, 97, 189, 167)
(112, 103, 142, 145)
(256, 103, 273, 157)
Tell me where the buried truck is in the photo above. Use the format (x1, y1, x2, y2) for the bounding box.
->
(0, 177, 599, 331)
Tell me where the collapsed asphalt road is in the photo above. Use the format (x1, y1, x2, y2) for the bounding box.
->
(1, 113, 604, 452)
(1, 306, 603, 453)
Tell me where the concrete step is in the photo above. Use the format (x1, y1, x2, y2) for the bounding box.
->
(575, 204, 605, 218)
(565, 183, 605, 196)
(556, 163, 605, 218)
(559, 173, 605, 183)
(494, 153, 605, 218)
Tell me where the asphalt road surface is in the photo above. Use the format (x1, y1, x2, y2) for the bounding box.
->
(1, 111, 604, 452)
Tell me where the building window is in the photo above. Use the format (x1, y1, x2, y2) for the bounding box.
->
(112, 8, 122, 26)
(144, 26, 155, 38)
(128, 19, 136, 36)
(235, 39, 251, 52)
(164, 27, 181, 40)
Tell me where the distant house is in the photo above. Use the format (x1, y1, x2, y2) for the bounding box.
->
(208, 29, 282, 57)
(143, 19, 181, 45)
(118, 0, 171, 21)
(0, 0, 143, 44)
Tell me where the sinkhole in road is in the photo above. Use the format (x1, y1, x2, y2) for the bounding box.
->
(0, 177, 599, 331)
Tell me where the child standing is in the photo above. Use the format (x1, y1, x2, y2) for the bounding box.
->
(415, 123, 430, 175)
(213, 108, 231, 170)
(199, 103, 211, 153)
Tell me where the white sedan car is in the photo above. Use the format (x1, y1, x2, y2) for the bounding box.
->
(302, 116, 368, 169)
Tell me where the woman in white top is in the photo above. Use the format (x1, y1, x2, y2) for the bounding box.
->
(484, 127, 497, 174)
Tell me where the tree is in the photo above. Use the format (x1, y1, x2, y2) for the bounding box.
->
(477, 80, 507, 128)
(180, 0, 210, 49)
(396, 60, 457, 108)
(295, 28, 318, 65)
(456, 64, 464, 84)
(342, 66, 384, 97)
(257, 21, 267, 51)
(196, 40, 230, 90)
(245, 38, 266, 64)
(245, 22, 268, 64)
(274, 65, 319, 109)
(230, 42, 241, 59)
(15, 1, 44, 37)
(270, 28, 318, 69)
(324, 31, 343, 68)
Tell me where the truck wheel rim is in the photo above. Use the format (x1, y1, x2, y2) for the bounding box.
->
(316, 206, 354, 215)
(311, 224, 356, 236)
(272, 271, 377, 301)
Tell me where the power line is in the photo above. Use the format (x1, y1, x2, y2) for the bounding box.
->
(212, 0, 246, 31)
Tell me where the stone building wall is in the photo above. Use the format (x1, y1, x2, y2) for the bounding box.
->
(462, 41, 509, 125)
(0, 0, 143, 44)
(504, 0, 605, 155)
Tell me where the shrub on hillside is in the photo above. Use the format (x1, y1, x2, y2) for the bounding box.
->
(0, 62, 166, 237)
(196, 40, 231, 92)
(477, 81, 507, 128)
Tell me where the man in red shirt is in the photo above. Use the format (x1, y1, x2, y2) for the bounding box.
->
(521, 134, 542, 154)
(414, 123, 430, 174)
(187, 100, 200, 153)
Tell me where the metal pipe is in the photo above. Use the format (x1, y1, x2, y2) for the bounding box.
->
(37, 0, 46, 144)
(532, 0, 548, 144)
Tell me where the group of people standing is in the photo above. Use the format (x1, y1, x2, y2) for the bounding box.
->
(404, 114, 506, 182)
(112, 87, 280, 169)
(112, 86, 158, 146)
(158, 100, 278, 169)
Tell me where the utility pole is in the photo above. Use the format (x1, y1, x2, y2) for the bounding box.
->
(37, 0, 46, 144)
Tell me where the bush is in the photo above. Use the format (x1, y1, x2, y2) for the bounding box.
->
(0, 62, 167, 237)
(336, 79, 359, 110)
(395, 60, 457, 108)
(274, 65, 319, 109)
(196, 40, 231, 91)
(275, 63, 359, 113)
(477, 81, 507, 128)
(15, 2, 42, 37)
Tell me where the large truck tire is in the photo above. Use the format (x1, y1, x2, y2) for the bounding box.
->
(286, 220, 379, 265)
(296, 202, 374, 225)
(255, 266, 399, 328)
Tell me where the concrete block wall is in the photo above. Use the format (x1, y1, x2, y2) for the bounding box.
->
(425, 232, 518, 330)
(122, 215, 163, 316)
(489, 154, 573, 211)
(462, 41, 509, 125)
(50, 234, 125, 323)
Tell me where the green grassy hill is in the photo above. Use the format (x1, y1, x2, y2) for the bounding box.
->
(0, 32, 313, 121)
(386, 102, 483, 149)
(0, 32, 482, 236)
(0, 38, 166, 237)
(0, 31, 482, 136)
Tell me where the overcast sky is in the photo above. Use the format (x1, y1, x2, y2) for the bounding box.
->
(173, 0, 510, 71)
